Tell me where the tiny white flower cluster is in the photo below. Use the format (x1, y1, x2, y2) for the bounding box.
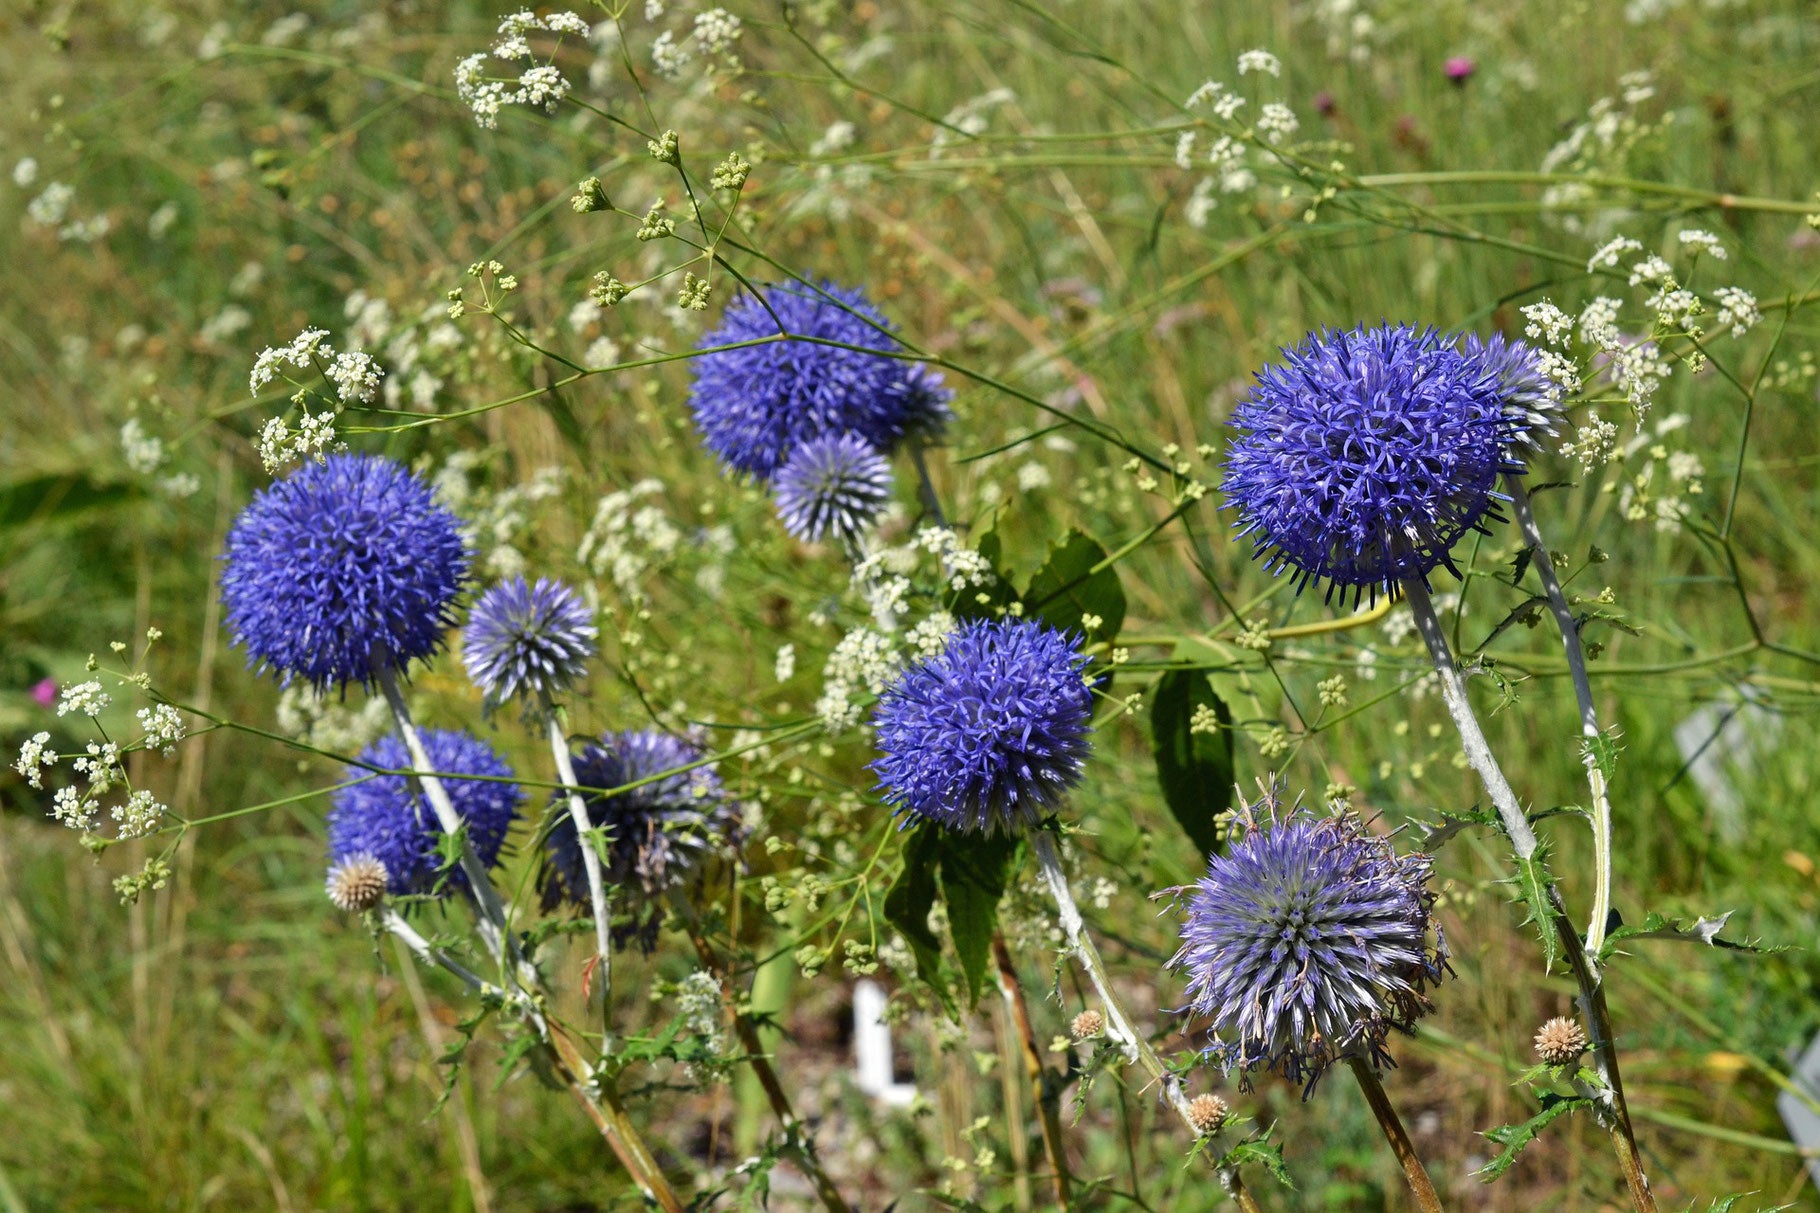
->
(249, 327, 333, 394)
(454, 10, 590, 129)
(25, 728, 170, 839)
(256, 412, 339, 476)
(906, 611, 958, 657)
(649, 7, 743, 81)
(15, 732, 57, 789)
(1236, 49, 1281, 76)
(931, 88, 1017, 155)
(58, 680, 110, 718)
(136, 704, 185, 756)
(1257, 102, 1299, 144)
(276, 684, 391, 755)
(1615, 414, 1705, 532)
(1712, 286, 1760, 338)
(1185, 80, 1247, 121)
(774, 644, 797, 683)
(326, 350, 383, 404)
(120, 418, 166, 476)
(1540, 74, 1662, 229)
(816, 626, 903, 732)
(1676, 228, 1727, 259)
(578, 478, 683, 599)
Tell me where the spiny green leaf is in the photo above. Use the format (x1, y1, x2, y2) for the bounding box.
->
(1222, 1139, 1293, 1188)
(1149, 668, 1235, 863)
(1599, 909, 1789, 964)
(1509, 851, 1560, 973)
(1478, 1092, 1594, 1181)
(1584, 729, 1623, 780)
(1024, 529, 1126, 643)
(1418, 805, 1500, 850)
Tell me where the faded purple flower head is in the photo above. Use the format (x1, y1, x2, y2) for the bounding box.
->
(688, 281, 946, 479)
(871, 618, 1093, 835)
(30, 678, 57, 708)
(327, 730, 521, 899)
(1313, 90, 1337, 117)
(463, 576, 597, 705)
(1220, 324, 1548, 602)
(1444, 56, 1476, 84)
(1169, 788, 1448, 1094)
(773, 432, 894, 546)
(221, 453, 469, 690)
(541, 729, 744, 946)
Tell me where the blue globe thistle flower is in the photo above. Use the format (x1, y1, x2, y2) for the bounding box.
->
(1221, 324, 1549, 602)
(1169, 791, 1449, 1094)
(541, 729, 744, 945)
(221, 452, 469, 690)
(462, 576, 598, 705)
(772, 433, 894, 545)
(900, 362, 957, 440)
(688, 282, 939, 479)
(327, 730, 521, 899)
(871, 619, 1094, 835)
(1462, 331, 1562, 436)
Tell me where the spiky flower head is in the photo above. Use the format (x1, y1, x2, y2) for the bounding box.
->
(221, 452, 468, 690)
(1533, 1016, 1588, 1066)
(327, 730, 520, 899)
(871, 618, 1094, 835)
(1221, 324, 1553, 602)
(541, 729, 744, 946)
(462, 576, 598, 705)
(772, 433, 894, 546)
(325, 854, 389, 912)
(1169, 787, 1449, 1094)
(1070, 1009, 1105, 1040)
(688, 281, 943, 479)
(1186, 1093, 1230, 1135)
(900, 362, 957, 440)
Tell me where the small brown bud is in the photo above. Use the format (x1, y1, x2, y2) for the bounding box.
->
(326, 854, 389, 912)
(1186, 1093, 1229, 1135)
(1070, 1009, 1104, 1040)
(1534, 1016, 1589, 1066)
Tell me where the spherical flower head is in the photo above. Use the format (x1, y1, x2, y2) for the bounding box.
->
(1462, 331, 1562, 436)
(773, 433, 894, 546)
(463, 576, 598, 705)
(899, 363, 957, 440)
(327, 730, 521, 899)
(221, 452, 469, 690)
(1221, 324, 1542, 601)
(688, 281, 935, 479)
(871, 618, 1093, 835)
(325, 853, 389, 912)
(541, 729, 744, 946)
(1444, 55, 1476, 83)
(1169, 790, 1449, 1094)
(1533, 1016, 1588, 1066)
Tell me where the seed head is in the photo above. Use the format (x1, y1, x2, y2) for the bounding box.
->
(1533, 1016, 1588, 1066)
(325, 854, 389, 912)
(1070, 1009, 1105, 1040)
(1187, 1093, 1230, 1135)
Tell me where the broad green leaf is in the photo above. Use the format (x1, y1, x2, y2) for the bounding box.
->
(1478, 1092, 1594, 1180)
(882, 823, 951, 1013)
(1024, 529, 1125, 643)
(937, 830, 1023, 1008)
(1149, 668, 1235, 863)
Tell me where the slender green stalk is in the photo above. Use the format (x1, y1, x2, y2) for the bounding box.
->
(1347, 1059, 1444, 1213)
(1506, 478, 1614, 957)
(1031, 831, 1264, 1209)
(542, 696, 615, 1028)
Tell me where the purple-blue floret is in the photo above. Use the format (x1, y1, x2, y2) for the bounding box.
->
(1220, 324, 1554, 602)
(327, 730, 520, 898)
(1169, 790, 1449, 1094)
(871, 618, 1093, 835)
(221, 452, 469, 690)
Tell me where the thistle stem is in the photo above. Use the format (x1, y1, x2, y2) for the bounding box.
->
(543, 696, 615, 1028)
(1401, 577, 1655, 1213)
(909, 437, 947, 528)
(546, 1026, 686, 1213)
(1505, 477, 1614, 958)
(1031, 830, 1264, 1209)
(677, 905, 852, 1213)
(993, 933, 1073, 1210)
(375, 668, 512, 956)
(1346, 1058, 1443, 1213)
